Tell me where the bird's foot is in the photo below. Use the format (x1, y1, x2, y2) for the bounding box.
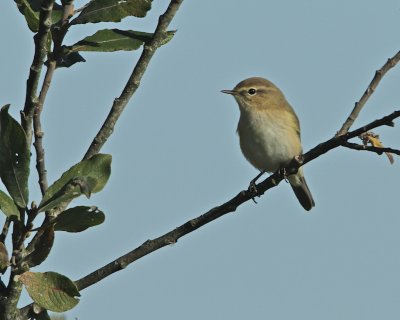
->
(248, 170, 266, 203)
(279, 167, 289, 183)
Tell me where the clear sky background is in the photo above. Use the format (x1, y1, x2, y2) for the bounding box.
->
(1, 1, 400, 319)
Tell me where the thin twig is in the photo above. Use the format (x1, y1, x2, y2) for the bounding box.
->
(21, 0, 55, 145)
(33, 1, 73, 196)
(337, 50, 400, 136)
(83, 0, 184, 160)
(33, 62, 56, 195)
(20, 4, 74, 281)
(302, 110, 400, 166)
(0, 218, 11, 244)
(342, 141, 400, 156)
(72, 110, 400, 291)
(17, 8, 76, 287)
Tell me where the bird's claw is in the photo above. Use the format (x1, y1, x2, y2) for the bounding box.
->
(247, 170, 266, 203)
(279, 167, 289, 183)
(248, 181, 258, 203)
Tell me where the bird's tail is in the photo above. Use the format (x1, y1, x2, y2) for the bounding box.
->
(288, 169, 315, 211)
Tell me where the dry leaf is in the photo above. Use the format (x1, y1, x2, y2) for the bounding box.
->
(360, 132, 394, 164)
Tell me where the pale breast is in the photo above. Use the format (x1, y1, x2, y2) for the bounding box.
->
(237, 108, 302, 172)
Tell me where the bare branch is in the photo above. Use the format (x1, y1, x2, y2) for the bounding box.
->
(33, 2, 74, 196)
(83, 0, 185, 160)
(21, 0, 55, 145)
(0, 218, 11, 244)
(303, 110, 400, 165)
(33, 62, 56, 195)
(342, 141, 400, 156)
(73, 110, 400, 291)
(337, 51, 400, 136)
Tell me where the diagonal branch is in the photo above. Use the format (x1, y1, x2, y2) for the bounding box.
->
(337, 50, 400, 136)
(21, 3, 185, 294)
(73, 110, 400, 291)
(302, 110, 399, 166)
(83, 0, 184, 160)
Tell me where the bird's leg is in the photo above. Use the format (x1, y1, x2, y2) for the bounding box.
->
(249, 170, 266, 191)
(248, 170, 266, 203)
(279, 167, 289, 183)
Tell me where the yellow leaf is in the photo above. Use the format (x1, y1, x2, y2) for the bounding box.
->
(361, 132, 394, 164)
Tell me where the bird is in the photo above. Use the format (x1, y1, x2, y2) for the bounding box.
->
(222, 77, 315, 211)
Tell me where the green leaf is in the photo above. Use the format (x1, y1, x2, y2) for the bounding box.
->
(54, 206, 105, 232)
(38, 154, 111, 212)
(0, 105, 30, 208)
(71, 0, 152, 25)
(19, 271, 80, 312)
(24, 226, 55, 267)
(14, 0, 64, 32)
(0, 190, 20, 220)
(14, 0, 39, 32)
(67, 29, 175, 53)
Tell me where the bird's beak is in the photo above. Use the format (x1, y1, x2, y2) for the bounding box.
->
(221, 89, 237, 96)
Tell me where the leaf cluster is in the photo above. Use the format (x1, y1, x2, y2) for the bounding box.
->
(0, 105, 111, 313)
(15, 0, 174, 68)
(1, 0, 176, 317)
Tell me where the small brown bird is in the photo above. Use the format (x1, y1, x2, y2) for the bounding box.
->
(222, 77, 315, 211)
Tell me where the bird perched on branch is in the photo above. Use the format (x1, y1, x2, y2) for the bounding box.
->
(222, 77, 315, 211)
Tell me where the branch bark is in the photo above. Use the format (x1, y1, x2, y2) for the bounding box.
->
(74, 110, 400, 291)
(337, 50, 400, 135)
(342, 141, 400, 156)
(33, 63, 56, 196)
(83, 0, 184, 160)
(21, 0, 55, 145)
(0, 218, 11, 244)
(33, 0, 74, 196)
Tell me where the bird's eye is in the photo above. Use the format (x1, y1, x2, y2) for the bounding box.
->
(247, 88, 257, 95)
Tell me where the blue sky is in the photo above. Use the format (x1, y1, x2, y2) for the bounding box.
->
(1, 1, 400, 319)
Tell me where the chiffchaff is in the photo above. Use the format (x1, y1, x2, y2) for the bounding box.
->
(222, 77, 315, 211)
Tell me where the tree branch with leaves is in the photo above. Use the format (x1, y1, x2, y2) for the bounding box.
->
(1, 0, 182, 319)
(0, 1, 399, 319)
